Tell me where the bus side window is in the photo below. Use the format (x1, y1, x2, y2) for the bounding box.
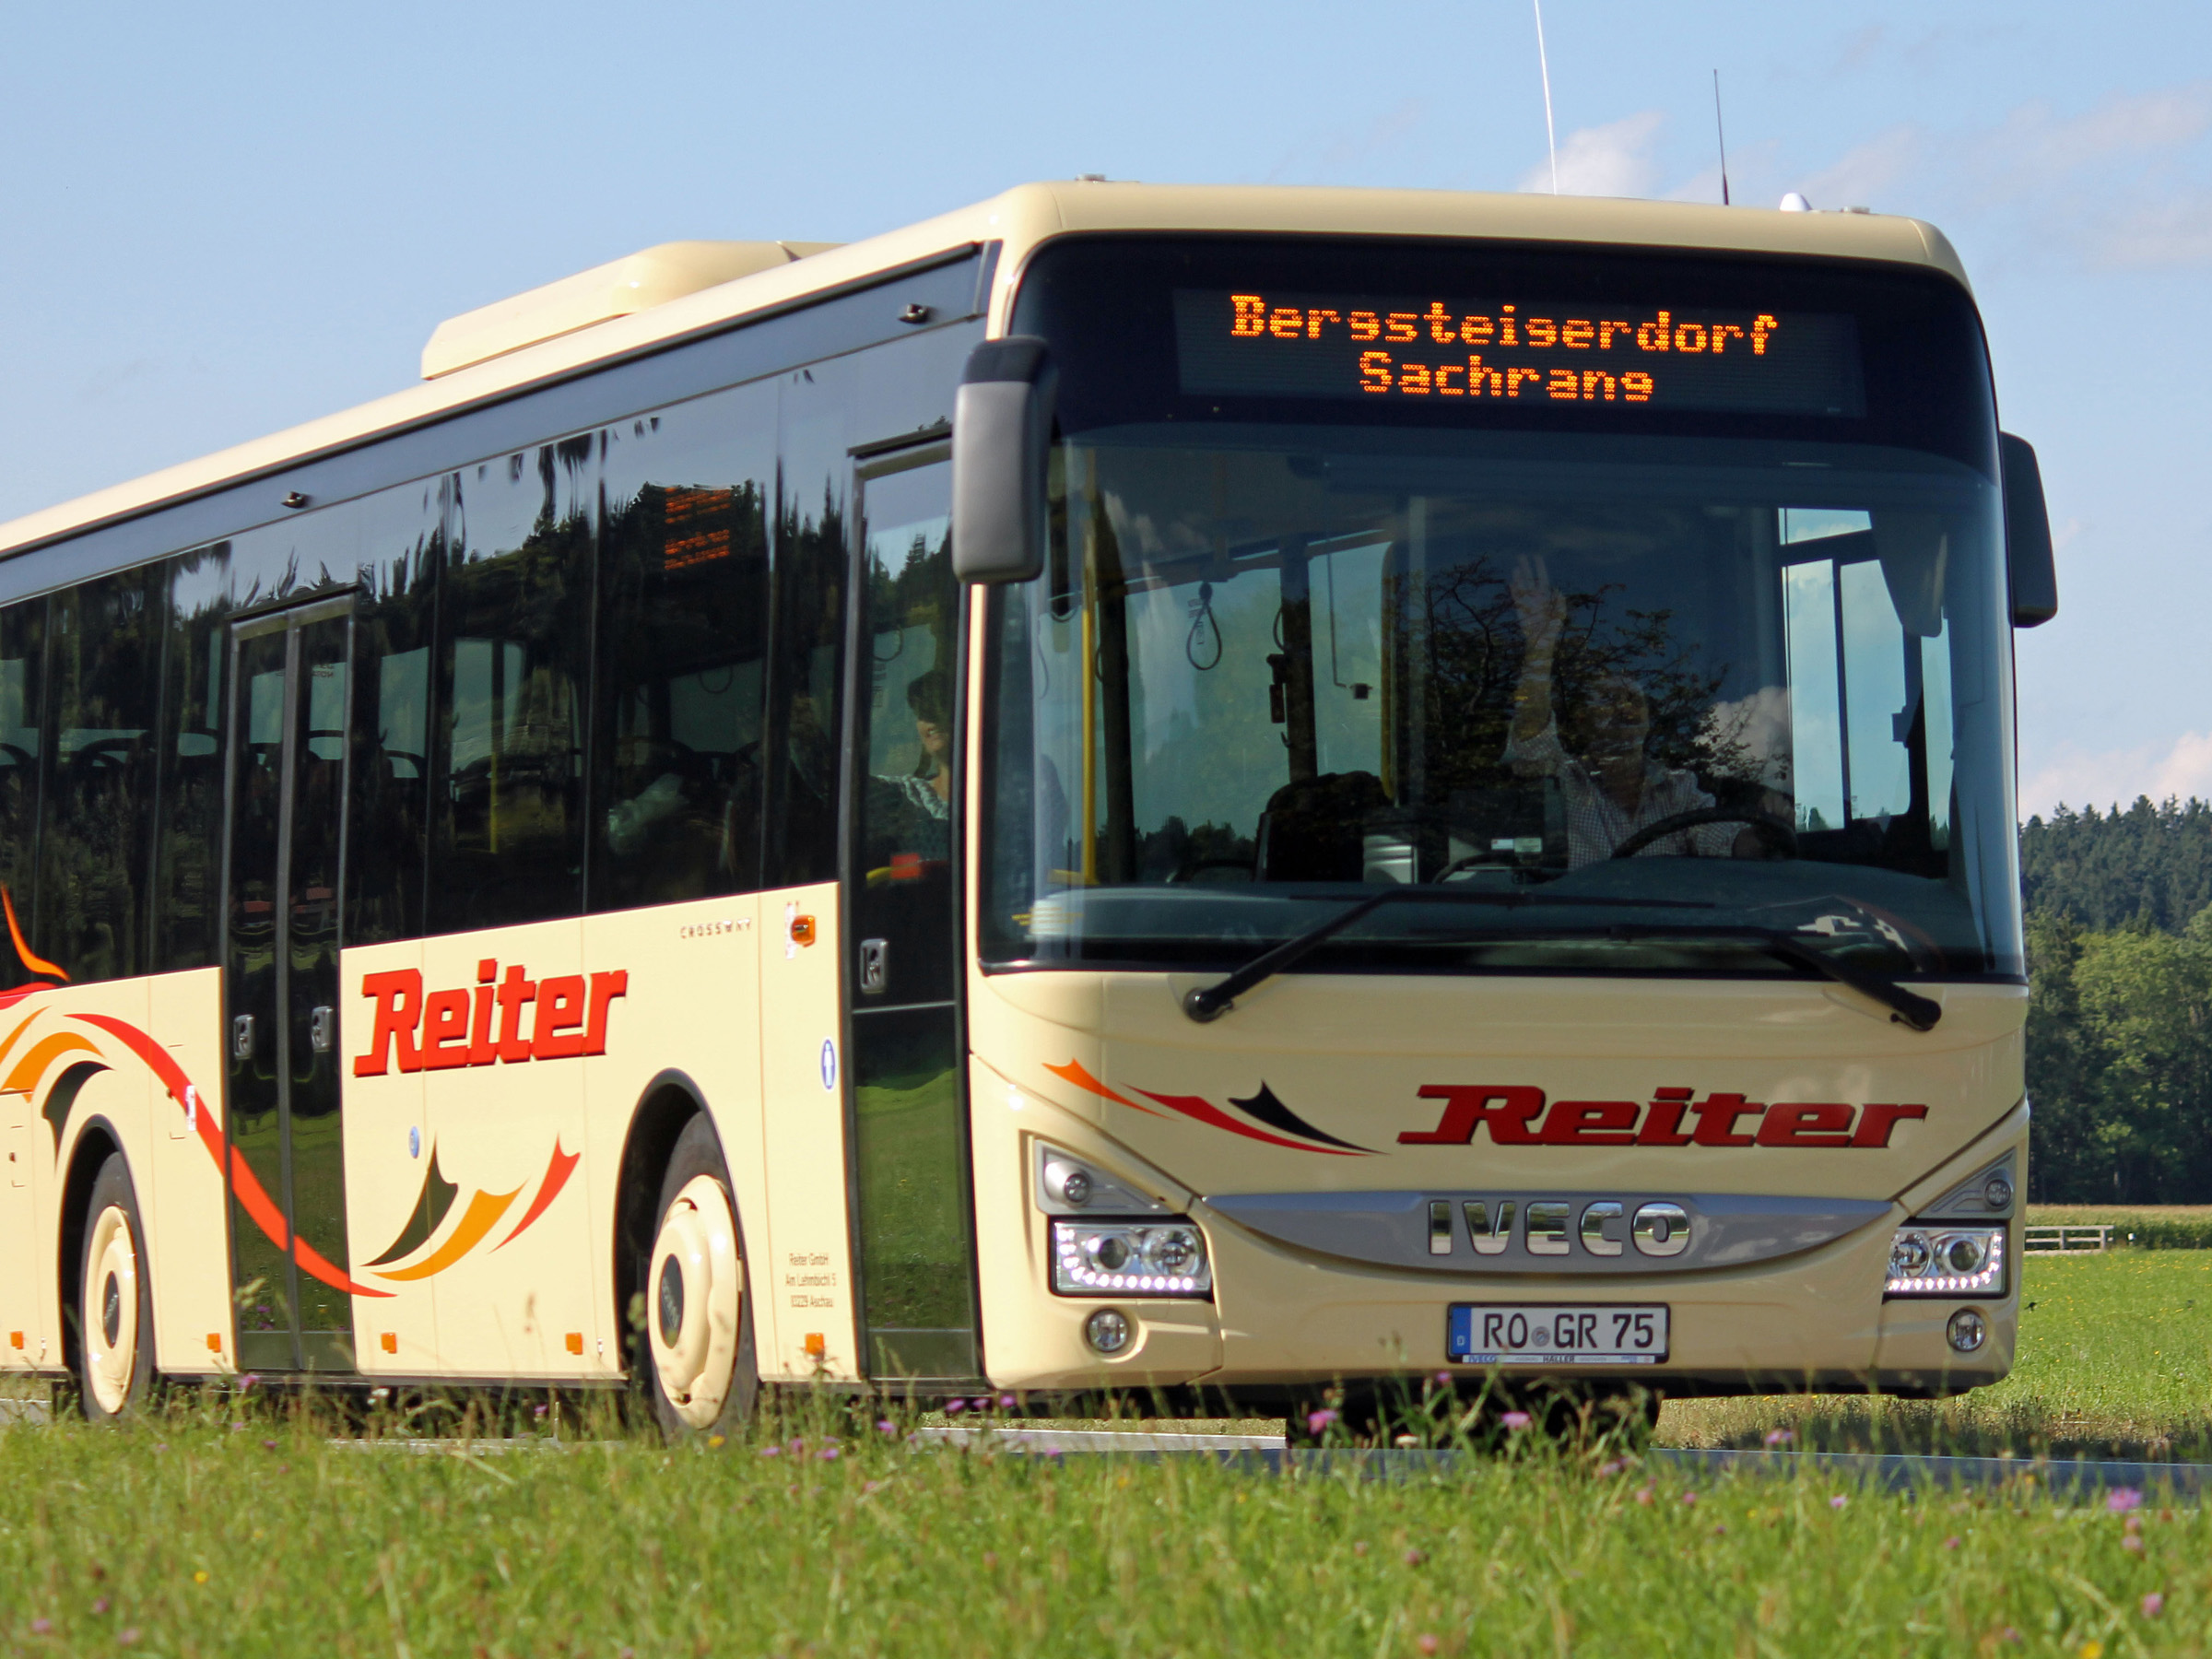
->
(41, 570, 164, 983)
(432, 442, 594, 932)
(349, 480, 441, 947)
(0, 599, 43, 986)
(152, 545, 231, 972)
(592, 384, 773, 910)
(768, 361, 853, 889)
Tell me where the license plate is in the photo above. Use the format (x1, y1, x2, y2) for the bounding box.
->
(1448, 1304, 1668, 1365)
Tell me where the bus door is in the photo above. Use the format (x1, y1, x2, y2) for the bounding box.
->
(222, 596, 356, 1374)
(841, 446, 982, 1386)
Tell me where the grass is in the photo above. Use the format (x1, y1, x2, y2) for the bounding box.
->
(0, 1394, 2198, 1658)
(6, 1253, 2212, 1654)
(1661, 1251, 2212, 1462)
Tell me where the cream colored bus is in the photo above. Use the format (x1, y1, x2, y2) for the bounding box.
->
(0, 183, 2053, 1433)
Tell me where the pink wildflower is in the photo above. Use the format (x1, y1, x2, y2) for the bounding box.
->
(819, 1447, 841, 1461)
(1763, 1429, 1794, 1447)
(1403, 1547, 1427, 1566)
(1830, 1495, 1848, 1511)
(2108, 1487, 2144, 1513)
(2123, 1535, 2145, 1555)
(1500, 1411, 1532, 1430)
(30, 1618, 51, 1634)
(1634, 1486, 1655, 1506)
(1307, 1408, 1339, 1436)
(1682, 1491, 1699, 1508)
(1418, 1637, 1441, 1655)
(1944, 1536, 1961, 1550)
(2142, 1593, 2165, 1618)
(877, 1419, 898, 1435)
(759, 1445, 782, 1457)
(946, 1399, 967, 1416)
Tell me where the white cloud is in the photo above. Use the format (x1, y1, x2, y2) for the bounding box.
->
(2020, 730, 2212, 819)
(1520, 112, 1665, 198)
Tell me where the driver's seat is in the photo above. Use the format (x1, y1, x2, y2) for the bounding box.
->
(1254, 771, 1391, 883)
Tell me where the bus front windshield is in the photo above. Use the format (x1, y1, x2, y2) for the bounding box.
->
(982, 238, 2021, 983)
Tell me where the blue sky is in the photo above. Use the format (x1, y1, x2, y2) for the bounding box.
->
(2, 1, 2205, 817)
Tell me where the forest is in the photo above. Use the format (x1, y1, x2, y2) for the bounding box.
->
(2018, 796, 2212, 1201)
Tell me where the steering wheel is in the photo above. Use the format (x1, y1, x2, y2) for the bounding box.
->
(1611, 806, 1798, 861)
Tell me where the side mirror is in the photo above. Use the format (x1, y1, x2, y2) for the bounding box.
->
(952, 336, 1056, 584)
(2000, 432, 2057, 629)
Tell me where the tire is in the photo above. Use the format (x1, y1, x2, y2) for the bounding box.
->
(639, 1113, 758, 1441)
(76, 1153, 156, 1423)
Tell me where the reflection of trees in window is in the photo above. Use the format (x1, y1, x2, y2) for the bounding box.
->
(0, 601, 44, 987)
(767, 482, 845, 888)
(153, 547, 230, 972)
(594, 473, 770, 908)
(435, 442, 592, 930)
(41, 571, 164, 983)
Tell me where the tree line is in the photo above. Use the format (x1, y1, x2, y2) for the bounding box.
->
(2020, 797, 2212, 1202)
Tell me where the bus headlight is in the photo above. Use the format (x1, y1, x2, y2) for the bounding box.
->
(1884, 1225, 2005, 1297)
(1052, 1220, 1211, 1297)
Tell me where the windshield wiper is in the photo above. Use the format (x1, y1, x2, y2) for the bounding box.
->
(1178, 889, 1715, 1023)
(1182, 908, 1941, 1032)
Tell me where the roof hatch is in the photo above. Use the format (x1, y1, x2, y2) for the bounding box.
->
(420, 240, 841, 380)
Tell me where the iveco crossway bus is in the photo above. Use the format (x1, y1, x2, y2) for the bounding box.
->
(0, 183, 2053, 1432)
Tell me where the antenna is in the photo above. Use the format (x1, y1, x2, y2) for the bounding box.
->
(1534, 1, 1559, 194)
(1712, 70, 1732, 206)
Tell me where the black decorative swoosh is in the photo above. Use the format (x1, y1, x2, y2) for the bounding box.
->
(1228, 1082, 1372, 1153)
(365, 1146, 458, 1266)
(41, 1061, 109, 1156)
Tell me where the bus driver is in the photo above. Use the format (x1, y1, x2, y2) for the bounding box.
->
(1505, 554, 1757, 868)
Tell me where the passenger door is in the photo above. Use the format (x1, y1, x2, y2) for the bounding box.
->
(223, 598, 356, 1373)
(842, 449, 982, 1384)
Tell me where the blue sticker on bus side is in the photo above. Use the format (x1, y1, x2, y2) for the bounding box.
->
(820, 1040, 838, 1091)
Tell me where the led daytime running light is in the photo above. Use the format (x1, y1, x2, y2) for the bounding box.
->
(1050, 1219, 1212, 1298)
(1884, 1226, 2006, 1296)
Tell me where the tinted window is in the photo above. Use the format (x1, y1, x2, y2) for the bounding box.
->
(0, 602, 44, 984)
(432, 441, 594, 930)
(41, 570, 164, 982)
(347, 481, 441, 947)
(767, 363, 853, 888)
(151, 547, 230, 972)
(593, 386, 773, 910)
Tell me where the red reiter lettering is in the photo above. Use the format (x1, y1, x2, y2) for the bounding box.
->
(354, 961, 629, 1077)
(1396, 1087, 1925, 1148)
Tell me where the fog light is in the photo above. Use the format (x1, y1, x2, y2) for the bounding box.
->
(1052, 1219, 1211, 1297)
(1947, 1308, 1987, 1353)
(1982, 1172, 2013, 1210)
(1886, 1226, 2004, 1297)
(1085, 1308, 1132, 1355)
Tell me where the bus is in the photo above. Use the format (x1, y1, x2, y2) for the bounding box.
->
(0, 183, 2053, 1433)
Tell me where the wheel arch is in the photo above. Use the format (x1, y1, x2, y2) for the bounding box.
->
(614, 1069, 719, 1376)
(55, 1116, 145, 1378)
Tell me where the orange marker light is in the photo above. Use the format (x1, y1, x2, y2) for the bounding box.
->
(381, 1332, 398, 1354)
(205, 1332, 222, 1352)
(803, 1333, 827, 1359)
(789, 914, 817, 947)
(565, 1332, 584, 1355)
(8, 1332, 21, 1350)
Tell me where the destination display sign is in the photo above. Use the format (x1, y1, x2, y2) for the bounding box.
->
(1173, 288, 1865, 417)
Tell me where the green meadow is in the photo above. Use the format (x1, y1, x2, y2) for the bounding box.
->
(2, 1250, 2210, 1656)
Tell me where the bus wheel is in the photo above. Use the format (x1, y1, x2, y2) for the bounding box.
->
(642, 1114, 757, 1440)
(76, 1154, 156, 1422)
